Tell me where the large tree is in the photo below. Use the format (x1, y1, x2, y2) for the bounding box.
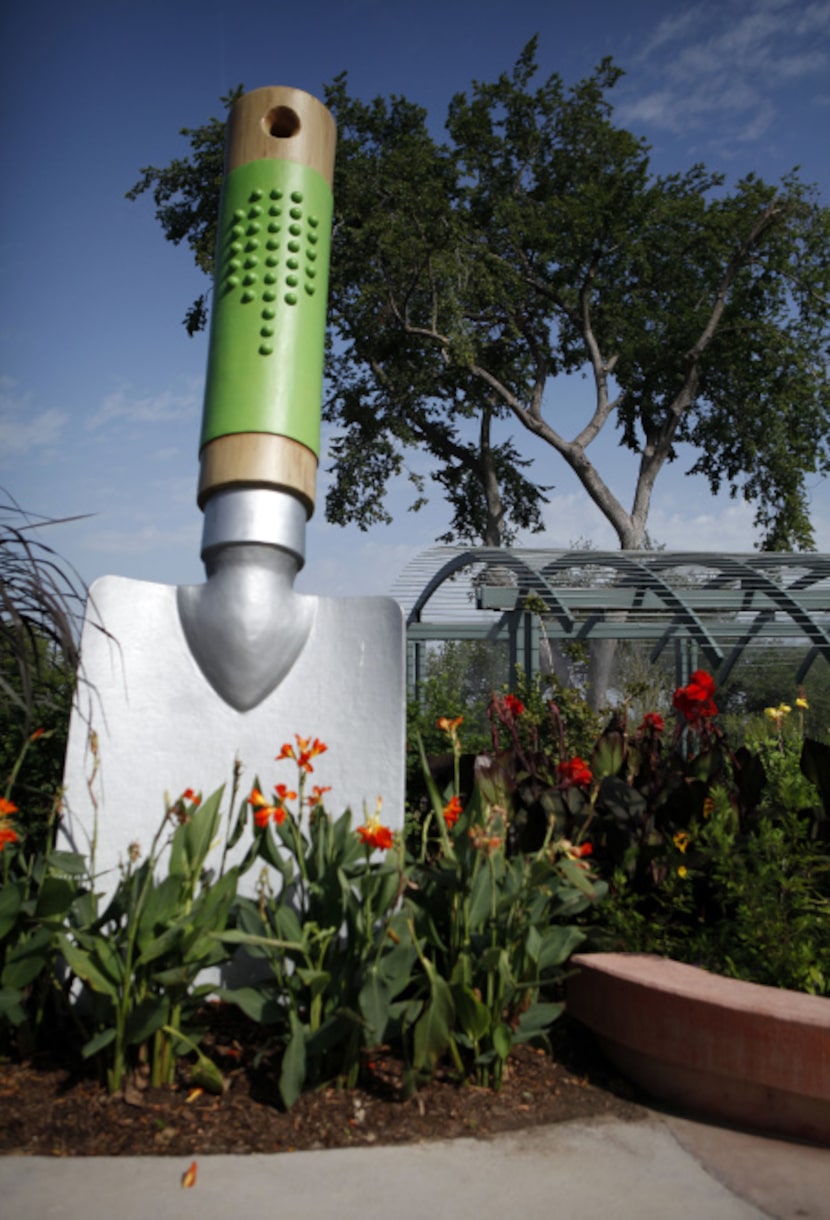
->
(128, 40, 830, 553)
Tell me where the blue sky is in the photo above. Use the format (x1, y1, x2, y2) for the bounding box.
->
(2, 0, 830, 600)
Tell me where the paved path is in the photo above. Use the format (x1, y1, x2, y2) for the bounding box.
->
(1, 1110, 827, 1219)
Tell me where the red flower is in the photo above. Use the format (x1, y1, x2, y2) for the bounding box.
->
(640, 712, 665, 734)
(181, 788, 201, 806)
(575, 842, 593, 858)
(357, 801, 394, 851)
(556, 757, 593, 788)
(0, 798, 18, 817)
(504, 694, 524, 717)
(0, 825, 18, 852)
(673, 670, 717, 723)
(442, 795, 463, 828)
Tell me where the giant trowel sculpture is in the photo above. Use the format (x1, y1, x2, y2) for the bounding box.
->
(62, 87, 405, 889)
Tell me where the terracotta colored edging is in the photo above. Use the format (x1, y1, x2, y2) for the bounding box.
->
(567, 953, 830, 1146)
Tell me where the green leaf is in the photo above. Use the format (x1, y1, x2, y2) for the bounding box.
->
(35, 876, 78, 923)
(413, 968, 454, 1072)
(134, 922, 185, 969)
(279, 1013, 307, 1109)
(296, 968, 331, 1000)
(217, 985, 282, 1025)
(81, 1027, 117, 1059)
(273, 904, 304, 945)
(537, 925, 585, 971)
(0, 881, 24, 940)
(183, 787, 224, 875)
(515, 1001, 563, 1042)
(2, 926, 54, 990)
(190, 1054, 225, 1095)
(227, 795, 249, 850)
(0, 986, 27, 1026)
(492, 1022, 512, 1062)
(57, 934, 120, 998)
(801, 737, 830, 813)
(215, 928, 304, 953)
(137, 875, 183, 943)
(524, 924, 542, 966)
(359, 966, 391, 1044)
(125, 996, 169, 1045)
(452, 983, 490, 1042)
(47, 850, 87, 877)
(467, 864, 493, 931)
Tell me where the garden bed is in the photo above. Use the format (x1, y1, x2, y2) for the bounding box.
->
(566, 952, 830, 1146)
(0, 1008, 646, 1156)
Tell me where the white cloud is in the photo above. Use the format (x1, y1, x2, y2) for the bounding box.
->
(0, 381, 68, 459)
(84, 520, 200, 555)
(87, 385, 200, 430)
(617, 0, 829, 151)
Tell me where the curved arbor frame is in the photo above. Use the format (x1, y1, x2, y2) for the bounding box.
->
(397, 548, 830, 696)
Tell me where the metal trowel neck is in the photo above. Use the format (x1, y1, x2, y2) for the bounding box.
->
(177, 487, 315, 712)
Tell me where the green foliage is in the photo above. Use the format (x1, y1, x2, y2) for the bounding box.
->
(582, 680, 830, 995)
(218, 762, 413, 1108)
(719, 650, 830, 743)
(0, 732, 86, 1057)
(1, 492, 87, 841)
(599, 806, 829, 996)
(409, 733, 605, 1088)
(127, 46, 830, 552)
(408, 640, 507, 762)
(59, 786, 242, 1093)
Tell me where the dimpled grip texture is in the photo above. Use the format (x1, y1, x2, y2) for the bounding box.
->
(199, 158, 332, 456)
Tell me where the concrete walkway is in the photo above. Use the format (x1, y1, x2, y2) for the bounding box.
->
(1, 1110, 827, 1220)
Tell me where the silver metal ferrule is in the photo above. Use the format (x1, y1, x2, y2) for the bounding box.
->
(201, 487, 306, 568)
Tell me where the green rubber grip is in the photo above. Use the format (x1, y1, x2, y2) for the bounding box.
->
(200, 158, 332, 455)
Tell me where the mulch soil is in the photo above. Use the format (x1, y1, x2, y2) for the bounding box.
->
(0, 1007, 648, 1157)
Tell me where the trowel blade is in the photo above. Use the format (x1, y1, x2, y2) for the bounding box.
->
(61, 574, 405, 898)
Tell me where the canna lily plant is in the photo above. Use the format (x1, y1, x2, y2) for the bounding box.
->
(409, 712, 607, 1089)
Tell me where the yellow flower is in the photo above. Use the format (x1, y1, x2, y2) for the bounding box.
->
(796, 696, 809, 710)
(764, 703, 791, 728)
(678, 866, 688, 879)
(672, 831, 691, 853)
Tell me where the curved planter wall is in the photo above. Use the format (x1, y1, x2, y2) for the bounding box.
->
(567, 953, 830, 1146)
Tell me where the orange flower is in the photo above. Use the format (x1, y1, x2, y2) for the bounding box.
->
(181, 1161, 198, 1189)
(273, 783, 297, 809)
(437, 716, 463, 734)
(277, 734, 328, 774)
(437, 715, 463, 756)
(0, 798, 19, 818)
(357, 800, 394, 850)
(0, 825, 19, 852)
(306, 785, 332, 807)
(248, 786, 294, 828)
(181, 788, 201, 807)
(442, 795, 463, 828)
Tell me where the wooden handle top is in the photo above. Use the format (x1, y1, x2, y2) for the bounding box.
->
(224, 86, 336, 188)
